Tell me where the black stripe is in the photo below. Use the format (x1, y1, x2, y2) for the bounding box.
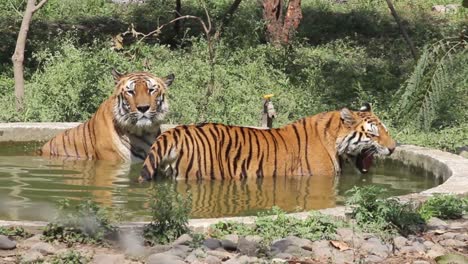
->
(62, 133, 69, 157)
(141, 164, 152, 180)
(303, 119, 312, 175)
(185, 129, 196, 179)
(87, 120, 94, 158)
(82, 123, 89, 158)
(246, 129, 254, 172)
(191, 128, 207, 178)
(224, 128, 233, 177)
(256, 155, 264, 178)
(71, 129, 80, 158)
(197, 126, 215, 180)
(267, 130, 278, 178)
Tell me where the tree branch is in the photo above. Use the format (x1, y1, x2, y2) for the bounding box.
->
(33, 0, 48, 13)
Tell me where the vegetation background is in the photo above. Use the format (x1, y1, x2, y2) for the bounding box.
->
(0, 0, 466, 151)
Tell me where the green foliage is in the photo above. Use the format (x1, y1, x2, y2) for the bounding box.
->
(346, 186, 425, 236)
(395, 35, 468, 131)
(42, 200, 117, 245)
(0, 226, 30, 238)
(50, 250, 89, 264)
(419, 194, 468, 221)
(394, 125, 468, 152)
(210, 207, 342, 244)
(143, 182, 192, 245)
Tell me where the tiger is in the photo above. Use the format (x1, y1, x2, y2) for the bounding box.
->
(40, 70, 175, 162)
(138, 103, 396, 181)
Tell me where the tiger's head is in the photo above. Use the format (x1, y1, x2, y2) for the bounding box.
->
(337, 103, 396, 174)
(111, 70, 174, 133)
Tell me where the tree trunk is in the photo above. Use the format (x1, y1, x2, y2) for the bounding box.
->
(263, 0, 302, 46)
(263, 0, 283, 45)
(281, 0, 302, 45)
(385, 0, 417, 61)
(11, 0, 48, 111)
(174, 0, 181, 35)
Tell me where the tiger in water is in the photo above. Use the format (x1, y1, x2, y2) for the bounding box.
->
(40, 70, 174, 162)
(139, 103, 396, 181)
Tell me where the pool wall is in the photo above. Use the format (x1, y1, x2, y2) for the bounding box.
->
(0, 122, 467, 229)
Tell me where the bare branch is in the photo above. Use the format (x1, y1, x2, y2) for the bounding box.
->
(135, 15, 209, 44)
(33, 0, 48, 13)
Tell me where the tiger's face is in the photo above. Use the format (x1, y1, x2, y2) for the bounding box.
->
(337, 103, 396, 174)
(112, 70, 174, 133)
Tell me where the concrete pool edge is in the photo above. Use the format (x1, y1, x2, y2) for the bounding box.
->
(0, 123, 467, 229)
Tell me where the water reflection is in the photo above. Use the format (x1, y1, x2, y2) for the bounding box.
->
(0, 152, 440, 221)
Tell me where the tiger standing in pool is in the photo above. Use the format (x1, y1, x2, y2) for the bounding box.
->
(139, 103, 396, 181)
(40, 70, 175, 162)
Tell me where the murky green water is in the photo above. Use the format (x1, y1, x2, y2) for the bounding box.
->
(0, 142, 441, 221)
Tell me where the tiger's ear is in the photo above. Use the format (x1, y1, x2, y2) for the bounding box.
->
(162, 73, 175, 87)
(359, 102, 372, 112)
(340, 108, 357, 126)
(111, 68, 124, 84)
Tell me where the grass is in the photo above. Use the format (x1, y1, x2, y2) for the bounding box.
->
(419, 194, 468, 220)
(209, 207, 344, 244)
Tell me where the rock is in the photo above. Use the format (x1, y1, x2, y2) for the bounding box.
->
(361, 237, 391, 258)
(272, 253, 292, 260)
(426, 244, 447, 259)
(393, 236, 408, 249)
(363, 254, 384, 263)
(423, 241, 435, 248)
(336, 227, 363, 247)
(454, 233, 468, 241)
(148, 244, 171, 255)
(427, 217, 448, 230)
(311, 240, 333, 260)
(445, 4, 461, 12)
(204, 255, 222, 264)
(22, 234, 41, 247)
(399, 245, 425, 254)
(21, 251, 44, 263)
(119, 231, 146, 257)
(185, 248, 206, 263)
(206, 249, 234, 261)
(440, 232, 457, 240)
(173, 234, 193, 246)
(283, 245, 313, 258)
(237, 236, 259, 256)
(147, 253, 185, 264)
(0, 235, 16, 250)
(330, 249, 354, 264)
(432, 4, 446, 12)
(203, 238, 222, 250)
(413, 261, 430, 264)
(236, 255, 263, 263)
(459, 150, 468, 159)
(31, 242, 56, 255)
(271, 239, 293, 253)
(244, 235, 263, 244)
(439, 239, 466, 247)
(168, 244, 192, 259)
(92, 254, 126, 264)
(284, 235, 313, 250)
(223, 234, 239, 244)
(221, 239, 237, 251)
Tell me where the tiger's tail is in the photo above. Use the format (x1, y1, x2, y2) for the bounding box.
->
(139, 133, 178, 182)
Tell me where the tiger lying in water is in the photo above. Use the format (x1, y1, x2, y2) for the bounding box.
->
(40, 70, 174, 162)
(139, 103, 396, 181)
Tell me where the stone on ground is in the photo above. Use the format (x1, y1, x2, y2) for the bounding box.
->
(92, 254, 126, 264)
(0, 235, 16, 250)
(147, 253, 185, 264)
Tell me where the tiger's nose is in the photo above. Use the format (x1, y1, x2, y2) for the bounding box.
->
(388, 146, 395, 155)
(137, 105, 150, 113)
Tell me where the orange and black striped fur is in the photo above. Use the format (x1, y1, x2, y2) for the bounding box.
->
(139, 103, 396, 181)
(40, 70, 174, 162)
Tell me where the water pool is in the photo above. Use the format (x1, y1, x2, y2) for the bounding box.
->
(0, 141, 441, 221)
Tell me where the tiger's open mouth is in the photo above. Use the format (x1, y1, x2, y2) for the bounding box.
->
(355, 148, 374, 174)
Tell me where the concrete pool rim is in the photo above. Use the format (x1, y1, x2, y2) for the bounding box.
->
(0, 122, 467, 229)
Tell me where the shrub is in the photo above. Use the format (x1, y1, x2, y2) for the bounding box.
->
(0, 226, 31, 238)
(210, 207, 342, 244)
(50, 250, 90, 264)
(42, 200, 117, 245)
(346, 186, 425, 236)
(419, 194, 468, 221)
(143, 182, 192, 245)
